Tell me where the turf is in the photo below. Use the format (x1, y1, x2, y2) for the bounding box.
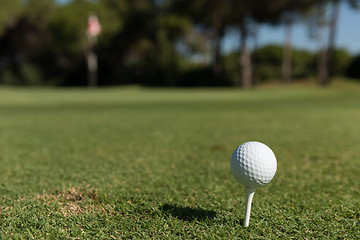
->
(0, 81, 359, 239)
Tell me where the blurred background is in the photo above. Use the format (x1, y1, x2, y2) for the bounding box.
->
(0, 0, 359, 87)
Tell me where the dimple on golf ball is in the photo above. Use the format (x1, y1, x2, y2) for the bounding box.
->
(230, 141, 277, 189)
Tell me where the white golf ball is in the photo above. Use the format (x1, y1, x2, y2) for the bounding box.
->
(230, 141, 277, 189)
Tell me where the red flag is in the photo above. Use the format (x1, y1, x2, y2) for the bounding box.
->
(87, 14, 101, 37)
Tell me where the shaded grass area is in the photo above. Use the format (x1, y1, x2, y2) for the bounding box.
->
(0, 81, 359, 238)
(160, 204, 217, 222)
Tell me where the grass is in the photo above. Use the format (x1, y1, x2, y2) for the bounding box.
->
(0, 80, 359, 239)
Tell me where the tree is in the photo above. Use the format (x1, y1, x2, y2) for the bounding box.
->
(170, 0, 232, 76)
(307, 1, 329, 85)
(253, 45, 283, 81)
(204, 0, 231, 74)
(47, 0, 123, 86)
(230, 0, 288, 87)
(229, 1, 256, 88)
(0, 0, 22, 36)
(258, 0, 319, 84)
(0, 0, 56, 85)
(325, 0, 359, 85)
(325, 0, 340, 85)
(347, 54, 360, 79)
(331, 48, 351, 76)
(311, 0, 340, 86)
(307, 0, 359, 86)
(49, 0, 122, 54)
(98, 0, 192, 86)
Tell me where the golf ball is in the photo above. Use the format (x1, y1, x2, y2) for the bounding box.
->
(230, 141, 277, 189)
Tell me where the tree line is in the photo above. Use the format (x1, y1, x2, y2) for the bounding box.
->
(0, 0, 359, 87)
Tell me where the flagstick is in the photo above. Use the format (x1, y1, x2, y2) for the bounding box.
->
(86, 13, 100, 88)
(244, 188, 256, 227)
(87, 42, 97, 88)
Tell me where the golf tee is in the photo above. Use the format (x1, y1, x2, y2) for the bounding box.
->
(244, 188, 256, 227)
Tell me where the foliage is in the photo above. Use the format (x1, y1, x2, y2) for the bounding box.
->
(347, 54, 360, 79)
(251, 45, 317, 81)
(223, 52, 241, 85)
(49, 0, 122, 53)
(19, 63, 43, 85)
(292, 49, 316, 78)
(0, 0, 358, 86)
(332, 48, 352, 76)
(23, 0, 56, 28)
(0, 0, 22, 36)
(0, 68, 18, 85)
(177, 66, 232, 86)
(253, 45, 283, 81)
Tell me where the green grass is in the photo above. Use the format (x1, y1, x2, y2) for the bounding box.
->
(0, 81, 359, 239)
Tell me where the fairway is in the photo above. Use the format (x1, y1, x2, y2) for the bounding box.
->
(0, 82, 359, 238)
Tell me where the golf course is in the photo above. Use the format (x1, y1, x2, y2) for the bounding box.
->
(0, 80, 359, 238)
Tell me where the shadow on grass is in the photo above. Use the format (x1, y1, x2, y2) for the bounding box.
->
(160, 203, 217, 222)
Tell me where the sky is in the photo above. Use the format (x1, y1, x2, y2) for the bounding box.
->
(223, 2, 360, 54)
(57, 0, 360, 54)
